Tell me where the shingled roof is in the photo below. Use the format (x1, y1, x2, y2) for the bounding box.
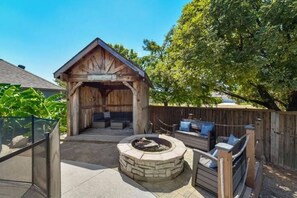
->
(0, 59, 64, 91)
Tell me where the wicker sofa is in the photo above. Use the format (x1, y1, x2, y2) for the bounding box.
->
(172, 119, 216, 151)
(110, 112, 132, 129)
(93, 112, 132, 129)
(93, 112, 111, 128)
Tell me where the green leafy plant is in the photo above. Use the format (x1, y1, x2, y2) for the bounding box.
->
(0, 84, 66, 133)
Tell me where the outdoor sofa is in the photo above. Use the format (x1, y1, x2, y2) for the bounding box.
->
(93, 112, 110, 128)
(93, 112, 132, 129)
(110, 112, 132, 129)
(172, 119, 216, 151)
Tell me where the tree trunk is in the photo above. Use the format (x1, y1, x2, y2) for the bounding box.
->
(255, 85, 281, 111)
(287, 91, 297, 111)
(163, 102, 168, 106)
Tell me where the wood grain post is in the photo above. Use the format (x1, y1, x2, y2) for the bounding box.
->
(66, 82, 72, 136)
(71, 85, 80, 136)
(218, 150, 233, 198)
(246, 125, 255, 188)
(271, 112, 280, 166)
(255, 118, 265, 161)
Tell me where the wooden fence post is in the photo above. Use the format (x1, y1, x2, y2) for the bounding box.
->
(255, 118, 265, 161)
(218, 149, 233, 198)
(246, 125, 255, 188)
(271, 112, 280, 166)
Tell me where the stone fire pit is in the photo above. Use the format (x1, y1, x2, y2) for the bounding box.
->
(117, 134, 187, 182)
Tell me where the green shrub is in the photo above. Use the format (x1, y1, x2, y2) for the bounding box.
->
(0, 84, 67, 133)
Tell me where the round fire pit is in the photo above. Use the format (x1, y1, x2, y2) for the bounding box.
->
(117, 134, 187, 182)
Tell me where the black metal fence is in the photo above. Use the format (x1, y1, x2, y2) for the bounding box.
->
(0, 116, 61, 198)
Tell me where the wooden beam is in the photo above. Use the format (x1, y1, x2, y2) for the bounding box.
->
(106, 58, 115, 73)
(81, 104, 132, 109)
(246, 126, 255, 188)
(88, 74, 117, 81)
(70, 82, 83, 96)
(111, 64, 126, 74)
(123, 81, 136, 95)
(59, 73, 69, 81)
(68, 74, 138, 82)
(83, 82, 129, 90)
(218, 150, 233, 198)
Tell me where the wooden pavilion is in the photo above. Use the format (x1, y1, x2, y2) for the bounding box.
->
(54, 38, 150, 136)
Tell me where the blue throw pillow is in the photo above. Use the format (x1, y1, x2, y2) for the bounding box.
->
(209, 149, 218, 168)
(179, 121, 191, 132)
(200, 123, 214, 136)
(227, 134, 239, 145)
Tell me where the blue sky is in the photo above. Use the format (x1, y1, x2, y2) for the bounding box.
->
(0, 0, 190, 83)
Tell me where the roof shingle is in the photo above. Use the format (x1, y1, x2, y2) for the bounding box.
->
(0, 59, 65, 91)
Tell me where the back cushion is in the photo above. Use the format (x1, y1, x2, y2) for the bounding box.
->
(182, 119, 214, 131)
(93, 113, 104, 121)
(110, 112, 133, 121)
(104, 112, 111, 119)
(179, 121, 191, 132)
(110, 112, 122, 119)
(231, 135, 247, 156)
(227, 134, 239, 145)
(200, 123, 215, 136)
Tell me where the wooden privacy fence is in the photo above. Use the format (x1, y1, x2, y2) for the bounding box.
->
(149, 106, 297, 171)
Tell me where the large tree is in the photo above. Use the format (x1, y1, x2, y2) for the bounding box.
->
(110, 42, 181, 106)
(170, 0, 297, 111)
(141, 29, 211, 106)
(110, 43, 144, 68)
(142, 29, 179, 106)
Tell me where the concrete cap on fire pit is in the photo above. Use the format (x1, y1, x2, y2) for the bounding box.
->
(117, 134, 187, 161)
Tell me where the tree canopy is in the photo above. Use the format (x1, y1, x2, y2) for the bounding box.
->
(142, 29, 181, 106)
(170, 0, 297, 111)
(110, 43, 144, 68)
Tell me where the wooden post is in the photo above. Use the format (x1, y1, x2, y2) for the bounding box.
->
(66, 82, 72, 136)
(271, 112, 280, 166)
(255, 118, 265, 161)
(123, 81, 139, 134)
(99, 89, 108, 112)
(133, 88, 139, 133)
(218, 149, 233, 198)
(246, 125, 255, 188)
(124, 81, 149, 134)
(71, 85, 80, 136)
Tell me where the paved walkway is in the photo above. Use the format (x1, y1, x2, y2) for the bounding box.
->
(62, 160, 155, 198)
(61, 127, 133, 143)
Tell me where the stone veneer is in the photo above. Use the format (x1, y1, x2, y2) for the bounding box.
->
(117, 134, 187, 182)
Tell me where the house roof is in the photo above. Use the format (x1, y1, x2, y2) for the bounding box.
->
(0, 59, 65, 91)
(54, 37, 151, 84)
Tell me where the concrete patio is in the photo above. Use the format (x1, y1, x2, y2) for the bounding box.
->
(60, 139, 212, 198)
(61, 160, 155, 198)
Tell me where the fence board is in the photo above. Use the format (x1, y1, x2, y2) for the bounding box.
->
(295, 116, 297, 169)
(279, 114, 284, 167)
(149, 106, 297, 171)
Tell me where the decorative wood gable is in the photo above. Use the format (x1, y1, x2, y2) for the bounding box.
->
(54, 38, 150, 85)
(67, 46, 137, 82)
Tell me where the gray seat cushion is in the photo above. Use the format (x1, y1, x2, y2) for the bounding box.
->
(176, 130, 208, 138)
